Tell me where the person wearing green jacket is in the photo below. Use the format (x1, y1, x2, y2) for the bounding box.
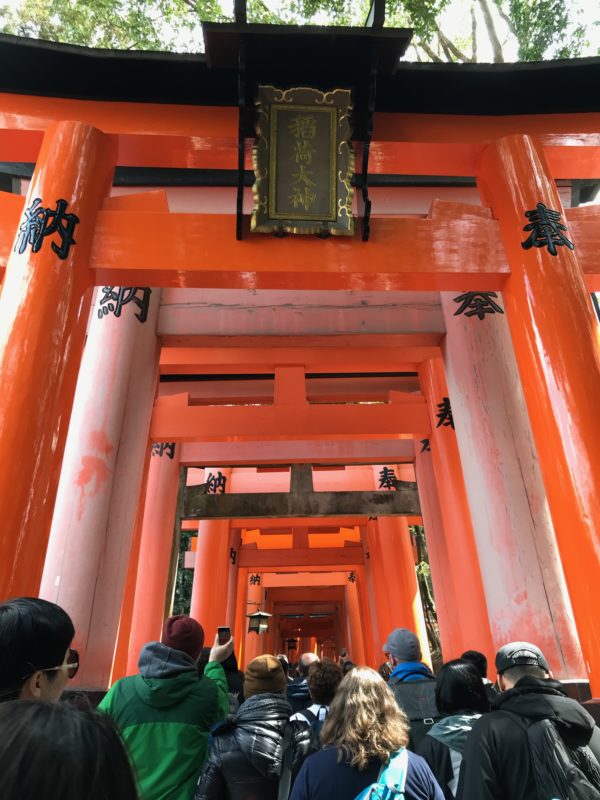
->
(99, 615, 231, 800)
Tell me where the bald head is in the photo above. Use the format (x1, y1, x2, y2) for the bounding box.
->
(298, 652, 319, 676)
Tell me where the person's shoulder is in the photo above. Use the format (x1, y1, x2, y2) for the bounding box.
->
(303, 746, 339, 768)
(407, 749, 434, 774)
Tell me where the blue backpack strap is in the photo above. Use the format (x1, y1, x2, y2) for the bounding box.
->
(353, 748, 409, 800)
(379, 748, 409, 792)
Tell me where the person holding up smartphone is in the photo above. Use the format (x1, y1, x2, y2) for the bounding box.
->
(99, 615, 233, 800)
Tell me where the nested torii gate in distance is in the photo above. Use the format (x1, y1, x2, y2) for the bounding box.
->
(0, 29, 599, 693)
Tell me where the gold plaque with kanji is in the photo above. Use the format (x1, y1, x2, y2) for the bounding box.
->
(252, 86, 354, 236)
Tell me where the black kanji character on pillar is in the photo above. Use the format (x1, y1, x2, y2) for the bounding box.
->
(98, 287, 152, 323)
(378, 466, 398, 490)
(521, 203, 574, 256)
(230, 548, 237, 565)
(453, 291, 504, 320)
(436, 397, 454, 430)
(249, 573, 261, 586)
(348, 571, 356, 583)
(15, 197, 80, 260)
(151, 443, 176, 459)
(206, 471, 227, 495)
(420, 438, 431, 453)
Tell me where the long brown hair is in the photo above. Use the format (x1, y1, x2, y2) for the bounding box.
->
(321, 667, 409, 769)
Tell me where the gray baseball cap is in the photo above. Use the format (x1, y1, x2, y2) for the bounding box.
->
(383, 628, 422, 661)
(495, 641, 549, 675)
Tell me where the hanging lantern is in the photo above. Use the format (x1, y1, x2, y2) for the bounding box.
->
(247, 610, 272, 634)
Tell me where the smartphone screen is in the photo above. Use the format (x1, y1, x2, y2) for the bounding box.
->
(217, 626, 231, 645)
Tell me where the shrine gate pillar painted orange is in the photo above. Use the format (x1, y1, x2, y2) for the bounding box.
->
(233, 567, 248, 665)
(418, 359, 495, 667)
(479, 134, 600, 692)
(189, 468, 232, 642)
(365, 519, 394, 649)
(226, 529, 242, 631)
(413, 448, 457, 662)
(244, 573, 263, 667)
(125, 444, 181, 676)
(40, 287, 162, 689)
(356, 566, 376, 667)
(0, 122, 115, 598)
(345, 578, 366, 665)
(440, 288, 585, 678)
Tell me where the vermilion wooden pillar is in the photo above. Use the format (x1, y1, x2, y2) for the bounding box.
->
(226, 529, 242, 631)
(365, 519, 393, 649)
(244, 574, 263, 667)
(479, 134, 600, 692)
(355, 566, 376, 667)
(345, 580, 366, 665)
(40, 284, 162, 689)
(440, 285, 584, 678)
(189, 467, 232, 642)
(414, 448, 459, 663)
(419, 359, 495, 668)
(0, 121, 115, 598)
(233, 567, 248, 666)
(125, 445, 181, 676)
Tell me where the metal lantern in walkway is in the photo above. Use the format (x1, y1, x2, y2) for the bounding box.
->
(247, 610, 272, 634)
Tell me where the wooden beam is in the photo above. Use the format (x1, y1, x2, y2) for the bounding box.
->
(152, 396, 430, 442)
(238, 547, 364, 567)
(179, 439, 416, 466)
(1, 198, 598, 290)
(263, 572, 347, 587)
(159, 334, 442, 373)
(183, 486, 421, 519)
(0, 94, 598, 177)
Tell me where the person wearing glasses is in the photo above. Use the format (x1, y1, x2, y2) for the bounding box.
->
(0, 597, 78, 703)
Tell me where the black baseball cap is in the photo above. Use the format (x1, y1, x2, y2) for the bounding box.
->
(495, 641, 549, 675)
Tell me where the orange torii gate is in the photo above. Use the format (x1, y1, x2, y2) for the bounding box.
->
(0, 37, 600, 689)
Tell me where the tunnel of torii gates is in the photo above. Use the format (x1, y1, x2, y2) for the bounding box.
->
(0, 27, 599, 695)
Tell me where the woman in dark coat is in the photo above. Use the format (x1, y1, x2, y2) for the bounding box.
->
(196, 654, 314, 800)
(416, 659, 489, 799)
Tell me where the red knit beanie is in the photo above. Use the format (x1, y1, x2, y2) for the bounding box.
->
(161, 615, 205, 660)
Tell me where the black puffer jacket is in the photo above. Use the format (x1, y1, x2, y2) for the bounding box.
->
(195, 693, 315, 800)
(456, 676, 600, 800)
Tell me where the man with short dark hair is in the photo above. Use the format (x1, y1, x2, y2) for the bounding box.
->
(457, 641, 600, 799)
(290, 660, 342, 734)
(287, 652, 319, 713)
(384, 627, 438, 749)
(461, 649, 499, 704)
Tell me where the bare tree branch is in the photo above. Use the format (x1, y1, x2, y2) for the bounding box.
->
(477, 0, 504, 62)
(418, 39, 444, 62)
(471, 2, 477, 61)
(435, 26, 471, 61)
(493, 1, 517, 37)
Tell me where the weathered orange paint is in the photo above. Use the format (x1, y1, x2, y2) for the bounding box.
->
(345, 580, 366, 666)
(419, 359, 495, 667)
(0, 121, 115, 598)
(189, 468, 232, 642)
(126, 445, 181, 676)
(479, 134, 600, 692)
(111, 445, 152, 682)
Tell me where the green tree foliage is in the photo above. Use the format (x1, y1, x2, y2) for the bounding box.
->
(0, 0, 594, 62)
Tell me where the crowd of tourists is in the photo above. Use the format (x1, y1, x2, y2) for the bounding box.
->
(1, 596, 600, 800)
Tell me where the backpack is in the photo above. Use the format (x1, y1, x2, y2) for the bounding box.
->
(354, 748, 409, 800)
(511, 713, 600, 800)
(388, 674, 440, 750)
(298, 706, 328, 743)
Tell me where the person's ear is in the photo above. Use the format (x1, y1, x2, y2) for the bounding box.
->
(20, 671, 44, 699)
(547, 670, 553, 679)
(497, 673, 507, 692)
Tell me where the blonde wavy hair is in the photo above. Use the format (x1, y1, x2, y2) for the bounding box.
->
(321, 667, 409, 770)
